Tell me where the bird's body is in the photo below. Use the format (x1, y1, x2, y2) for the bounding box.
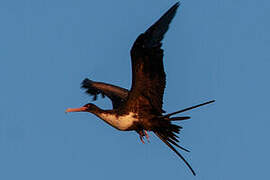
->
(66, 2, 215, 176)
(94, 111, 138, 131)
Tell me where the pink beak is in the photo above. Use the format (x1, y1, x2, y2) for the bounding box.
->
(65, 107, 87, 113)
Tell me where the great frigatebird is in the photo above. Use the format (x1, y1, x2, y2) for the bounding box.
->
(66, 2, 215, 176)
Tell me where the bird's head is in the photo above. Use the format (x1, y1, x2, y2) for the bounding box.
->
(65, 103, 99, 113)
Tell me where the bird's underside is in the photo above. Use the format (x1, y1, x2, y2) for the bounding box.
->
(66, 2, 215, 176)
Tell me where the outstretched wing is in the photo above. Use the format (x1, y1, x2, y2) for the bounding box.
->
(127, 2, 180, 114)
(81, 78, 129, 109)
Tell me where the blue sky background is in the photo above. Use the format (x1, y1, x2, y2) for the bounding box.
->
(1, 0, 269, 179)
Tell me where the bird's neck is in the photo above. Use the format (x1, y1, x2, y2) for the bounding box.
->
(90, 109, 138, 131)
(88, 107, 113, 119)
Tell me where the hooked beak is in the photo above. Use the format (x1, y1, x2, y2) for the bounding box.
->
(65, 107, 87, 113)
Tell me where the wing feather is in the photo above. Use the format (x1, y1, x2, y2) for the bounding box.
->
(81, 78, 128, 109)
(127, 2, 180, 114)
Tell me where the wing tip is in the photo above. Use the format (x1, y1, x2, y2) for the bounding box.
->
(81, 78, 91, 87)
(169, 1, 181, 15)
(81, 78, 103, 101)
(175, 1, 181, 8)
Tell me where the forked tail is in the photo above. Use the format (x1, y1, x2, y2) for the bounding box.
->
(154, 100, 215, 176)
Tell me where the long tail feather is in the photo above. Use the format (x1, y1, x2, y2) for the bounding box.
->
(167, 138, 190, 152)
(155, 132, 196, 176)
(162, 100, 215, 118)
(168, 116, 190, 121)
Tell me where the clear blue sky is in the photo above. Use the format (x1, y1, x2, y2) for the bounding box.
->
(1, 0, 269, 179)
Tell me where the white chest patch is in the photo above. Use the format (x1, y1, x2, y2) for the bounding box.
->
(98, 112, 138, 131)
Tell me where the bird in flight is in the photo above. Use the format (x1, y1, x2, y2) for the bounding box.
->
(66, 2, 214, 176)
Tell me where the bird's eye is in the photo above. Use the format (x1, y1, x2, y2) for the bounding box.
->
(84, 103, 90, 108)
